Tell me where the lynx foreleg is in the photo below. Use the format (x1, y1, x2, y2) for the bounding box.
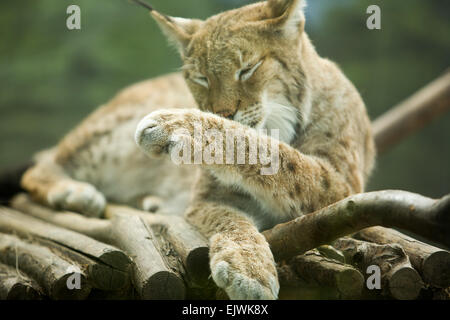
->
(185, 201, 279, 300)
(135, 108, 356, 220)
(210, 139, 355, 219)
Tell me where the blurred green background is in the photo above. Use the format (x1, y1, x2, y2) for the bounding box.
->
(0, 0, 449, 197)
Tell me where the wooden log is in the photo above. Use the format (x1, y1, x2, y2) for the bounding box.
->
(0, 263, 43, 300)
(263, 190, 450, 261)
(106, 205, 210, 286)
(11, 195, 186, 299)
(0, 233, 91, 300)
(277, 263, 343, 300)
(373, 70, 450, 153)
(34, 237, 128, 291)
(316, 245, 346, 263)
(107, 212, 185, 300)
(0, 204, 131, 291)
(87, 283, 138, 300)
(290, 251, 364, 299)
(355, 226, 450, 288)
(10, 194, 111, 242)
(156, 219, 210, 286)
(333, 237, 423, 300)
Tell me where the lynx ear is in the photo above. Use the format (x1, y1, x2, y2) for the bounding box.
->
(266, 0, 306, 37)
(151, 11, 203, 56)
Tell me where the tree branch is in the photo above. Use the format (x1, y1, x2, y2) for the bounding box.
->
(373, 70, 450, 153)
(262, 190, 450, 261)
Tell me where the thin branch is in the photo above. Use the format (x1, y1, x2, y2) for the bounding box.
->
(373, 70, 450, 153)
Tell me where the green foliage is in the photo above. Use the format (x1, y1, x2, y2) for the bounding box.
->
(0, 0, 448, 196)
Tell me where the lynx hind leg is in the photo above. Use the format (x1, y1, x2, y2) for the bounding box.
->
(21, 152, 106, 217)
(45, 179, 106, 217)
(186, 203, 279, 300)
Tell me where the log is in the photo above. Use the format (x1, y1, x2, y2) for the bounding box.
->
(355, 226, 450, 288)
(333, 237, 423, 300)
(0, 204, 131, 291)
(373, 70, 450, 153)
(277, 263, 342, 300)
(316, 245, 345, 263)
(263, 190, 450, 261)
(0, 263, 43, 300)
(33, 237, 128, 291)
(106, 205, 211, 286)
(106, 212, 185, 300)
(157, 219, 209, 287)
(8, 194, 448, 300)
(10, 194, 111, 242)
(11, 195, 189, 299)
(0, 233, 91, 300)
(289, 251, 364, 299)
(151, 221, 209, 286)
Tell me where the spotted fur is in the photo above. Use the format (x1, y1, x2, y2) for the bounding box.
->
(21, 0, 375, 299)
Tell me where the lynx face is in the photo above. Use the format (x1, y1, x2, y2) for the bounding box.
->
(151, 0, 309, 143)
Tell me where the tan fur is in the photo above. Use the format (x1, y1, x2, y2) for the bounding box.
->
(21, 0, 375, 299)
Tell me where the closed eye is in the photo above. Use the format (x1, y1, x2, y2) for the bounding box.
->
(191, 76, 209, 88)
(236, 60, 263, 82)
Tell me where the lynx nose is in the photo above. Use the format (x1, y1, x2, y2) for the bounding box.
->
(216, 109, 237, 120)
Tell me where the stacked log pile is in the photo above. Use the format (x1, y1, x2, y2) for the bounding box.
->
(0, 71, 449, 300)
(0, 191, 448, 300)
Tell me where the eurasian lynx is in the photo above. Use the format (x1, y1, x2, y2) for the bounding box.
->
(21, 0, 375, 299)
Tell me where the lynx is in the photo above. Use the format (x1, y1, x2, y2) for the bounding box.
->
(21, 0, 375, 299)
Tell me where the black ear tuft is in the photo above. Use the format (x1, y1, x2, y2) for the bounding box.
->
(130, 0, 154, 12)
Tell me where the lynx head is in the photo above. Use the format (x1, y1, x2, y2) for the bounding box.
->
(150, 0, 311, 143)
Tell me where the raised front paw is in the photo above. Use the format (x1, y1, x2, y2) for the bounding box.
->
(134, 108, 226, 158)
(47, 180, 106, 217)
(135, 109, 196, 157)
(210, 233, 280, 300)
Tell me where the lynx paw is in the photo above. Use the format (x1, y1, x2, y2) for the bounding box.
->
(210, 234, 279, 300)
(211, 260, 279, 300)
(134, 108, 218, 158)
(47, 180, 106, 217)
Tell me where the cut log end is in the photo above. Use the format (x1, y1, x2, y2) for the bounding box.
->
(389, 267, 423, 300)
(88, 264, 130, 291)
(423, 251, 450, 288)
(185, 247, 210, 285)
(6, 284, 42, 300)
(52, 273, 92, 300)
(335, 269, 365, 299)
(97, 249, 133, 273)
(141, 271, 185, 300)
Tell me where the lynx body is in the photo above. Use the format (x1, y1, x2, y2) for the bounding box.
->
(22, 0, 375, 299)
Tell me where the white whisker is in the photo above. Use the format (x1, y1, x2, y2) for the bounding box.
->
(262, 92, 301, 144)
